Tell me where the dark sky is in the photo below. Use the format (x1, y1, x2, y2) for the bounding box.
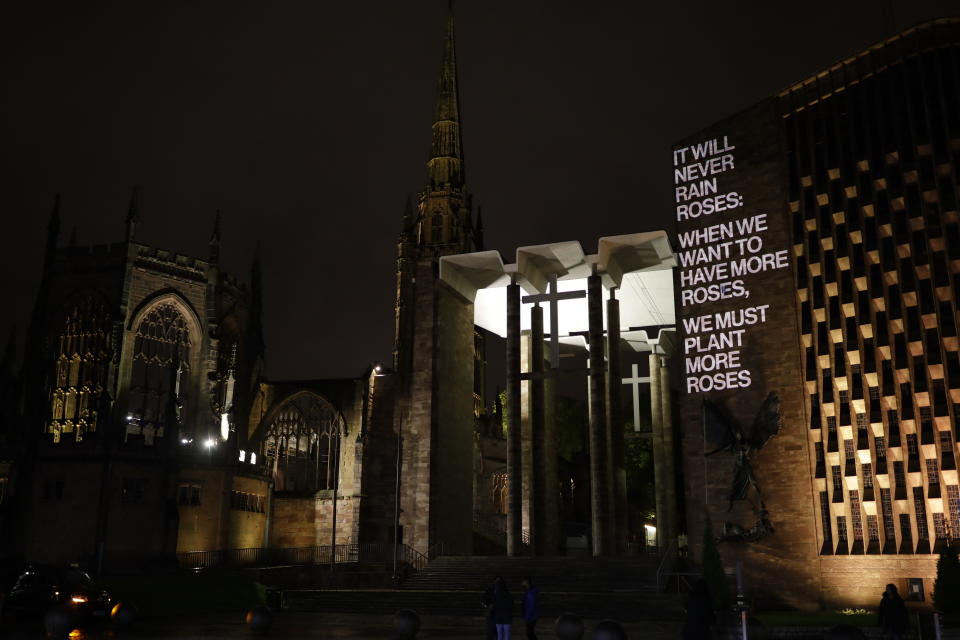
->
(1, 1, 955, 380)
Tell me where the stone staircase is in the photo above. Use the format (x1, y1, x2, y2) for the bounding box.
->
(284, 555, 684, 622)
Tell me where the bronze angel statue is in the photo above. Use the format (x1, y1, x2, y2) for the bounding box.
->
(702, 391, 781, 542)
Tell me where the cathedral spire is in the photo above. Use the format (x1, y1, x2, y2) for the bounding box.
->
(426, 5, 465, 192)
(125, 185, 140, 243)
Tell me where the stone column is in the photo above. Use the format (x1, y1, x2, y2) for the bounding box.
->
(660, 355, 678, 554)
(530, 304, 546, 555)
(649, 352, 666, 551)
(606, 290, 627, 555)
(506, 282, 523, 556)
(587, 273, 611, 555)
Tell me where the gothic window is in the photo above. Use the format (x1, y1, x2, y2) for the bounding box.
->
(259, 393, 344, 492)
(127, 303, 192, 442)
(48, 295, 112, 442)
(491, 473, 508, 515)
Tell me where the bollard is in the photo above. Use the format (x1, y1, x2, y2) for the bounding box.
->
(393, 608, 421, 639)
(555, 612, 585, 640)
(246, 605, 275, 633)
(591, 619, 627, 640)
(44, 604, 77, 640)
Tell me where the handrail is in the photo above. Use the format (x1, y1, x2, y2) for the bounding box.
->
(654, 539, 678, 592)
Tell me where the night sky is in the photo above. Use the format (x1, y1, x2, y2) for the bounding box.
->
(1, 1, 956, 381)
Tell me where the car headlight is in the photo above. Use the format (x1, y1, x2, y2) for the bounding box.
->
(70, 595, 88, 604)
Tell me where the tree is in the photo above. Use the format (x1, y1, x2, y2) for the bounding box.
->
(701, 513, 730, 611)
(934, 541, 960, 615)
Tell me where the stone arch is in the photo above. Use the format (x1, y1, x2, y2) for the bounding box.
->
(122, 290, 203, 443)
(252, 390, 345, 492)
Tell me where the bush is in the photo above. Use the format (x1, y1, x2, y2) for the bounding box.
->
(701, 513, 730, 611)
(934, 541, 960, 614)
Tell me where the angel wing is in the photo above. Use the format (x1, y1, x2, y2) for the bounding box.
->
(747, 391, 781, 451)
(702, 398, 738, 456)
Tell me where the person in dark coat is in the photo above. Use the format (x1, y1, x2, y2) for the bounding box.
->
(879, 583, 909, 640)
(521, 577, 539, 640)
(481, 579, 497, 640)
(682, 579, 715, 640)
(492, 577, 514, 640)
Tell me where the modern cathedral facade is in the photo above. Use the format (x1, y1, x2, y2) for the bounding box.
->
(677, 18, 960, 607)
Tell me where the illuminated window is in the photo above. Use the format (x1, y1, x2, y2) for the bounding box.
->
(820, 492, 832, 548)
(914, 487, 929, 540)
(850, 490, 864, 541)
(47, 295, 112, 442)
(934, 513, 948, 540)
(863, 464, 874, 488)
(881, 489, 896, 541)
(927, 459, 940, 486)
(128, 303, 191, 440)
(948, 486, 960, 538)
(867, 515, 880, 542)
(837, 516, 848, 542)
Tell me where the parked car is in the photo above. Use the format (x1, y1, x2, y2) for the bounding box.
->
(5, 565, 111, 620)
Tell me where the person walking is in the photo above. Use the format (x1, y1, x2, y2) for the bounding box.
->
(481, 579, 497, 640)
(879, 583, 909, 640)
(492, 577, 514, 640)
(521, 577, 539, 640)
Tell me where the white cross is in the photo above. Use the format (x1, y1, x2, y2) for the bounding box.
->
(622, 363, 650, 432)
(521, 274, 586, 369)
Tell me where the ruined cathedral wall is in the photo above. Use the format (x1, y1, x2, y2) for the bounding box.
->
(432, 283, 476, 555)
(269, 495, 358, 548)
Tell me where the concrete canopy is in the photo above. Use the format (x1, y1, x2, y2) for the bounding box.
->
(439, 231, 677, 354)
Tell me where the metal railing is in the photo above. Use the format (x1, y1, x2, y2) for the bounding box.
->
(654, 539, 678, 592)
(176, 542, 427, 572)
(473, 512, 531, 545)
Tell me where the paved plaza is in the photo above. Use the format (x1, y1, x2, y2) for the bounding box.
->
(2, 612, 683, 639)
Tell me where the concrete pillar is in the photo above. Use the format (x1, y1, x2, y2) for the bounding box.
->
(606, 291, 627, 555)
(543, 363, 560, 555)
(530, 304, 546, 555)
(506, 282, 523, 556)
(587, 274, 611, 555)
(660, 355, 678, 554)
(649, 352, 666, 551)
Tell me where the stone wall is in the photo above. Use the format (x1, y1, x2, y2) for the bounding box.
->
(269, 494, 358, 548)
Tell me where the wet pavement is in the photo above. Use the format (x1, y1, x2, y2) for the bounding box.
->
(1, 611, 683, 639)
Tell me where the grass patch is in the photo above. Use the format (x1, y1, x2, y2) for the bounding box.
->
(755, 611, 877, 627)
(101, 571, 266, 618)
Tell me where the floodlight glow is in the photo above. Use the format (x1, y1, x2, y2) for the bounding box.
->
(374, 364, 382, 373)
(220, 413, 230, 441)
(204, 438, 216, 449)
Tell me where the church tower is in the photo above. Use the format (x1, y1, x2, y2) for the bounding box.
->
(392, 7, 481, 555)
